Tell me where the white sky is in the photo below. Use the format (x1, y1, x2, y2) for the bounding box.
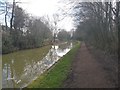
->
(19, 0, 76, 31)
(19, 0, 59, 16)
(0, 0, 76, 31)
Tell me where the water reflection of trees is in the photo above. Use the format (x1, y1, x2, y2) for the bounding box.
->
(50, 45, 58, 61)
(2, 42, 73, 88)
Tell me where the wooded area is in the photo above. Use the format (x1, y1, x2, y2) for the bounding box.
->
(0, 0, 71, 54)
(0, 1, 120, 55)
(1, 0, 120, 88)
(73, 2, 119, 55)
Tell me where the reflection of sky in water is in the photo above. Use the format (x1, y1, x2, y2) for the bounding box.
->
(57, 49, 70, 57)
(2, 42, 73, 88)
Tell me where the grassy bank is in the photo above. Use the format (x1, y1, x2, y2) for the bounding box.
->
(27, 41, 80, 88)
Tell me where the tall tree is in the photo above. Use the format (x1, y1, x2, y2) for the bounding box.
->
(10, 0, 15, 30)
(73, 1, 119, 55)
(0, 0, 11, 31)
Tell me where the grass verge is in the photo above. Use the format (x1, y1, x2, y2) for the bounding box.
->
(27, 41, 80, 88)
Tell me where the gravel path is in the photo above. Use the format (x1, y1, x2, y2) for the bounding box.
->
(63, 42, 116, 88)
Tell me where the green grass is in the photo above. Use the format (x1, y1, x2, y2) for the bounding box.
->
(27, 41, 80, 88)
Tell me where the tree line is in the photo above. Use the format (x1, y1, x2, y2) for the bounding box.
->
(0, 0, 72, 54)
(73, 1, 119, 55)
(1, 1, 52, 54)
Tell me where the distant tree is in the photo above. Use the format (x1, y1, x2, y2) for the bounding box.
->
(27, 18, 52, 47)
(0, 24, 2, 54)
(58, 30, 71, 41)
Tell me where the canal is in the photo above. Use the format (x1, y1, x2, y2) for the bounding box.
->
(2, 42, 73, 88)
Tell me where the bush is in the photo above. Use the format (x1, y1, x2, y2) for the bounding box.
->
(2, 32, 14, 54)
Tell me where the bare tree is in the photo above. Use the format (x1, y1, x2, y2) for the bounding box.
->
(73, 1, 119, 55)
(10, 0, 15, 30)
(0, 1, 11, 30)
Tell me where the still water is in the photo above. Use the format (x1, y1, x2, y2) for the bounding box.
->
(2, 42, 73, 88)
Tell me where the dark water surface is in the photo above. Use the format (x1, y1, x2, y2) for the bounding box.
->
(2, 42, 73, 88)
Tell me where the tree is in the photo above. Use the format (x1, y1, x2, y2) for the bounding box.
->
(0, 24, 2, 54)
(10, 0, 15, 30)
(1, 1, 53, 54)
(2, 29, 14, 54)
(13, 6, 26, 30)
(10, 5, 26, 48)
(58, 30, 71, 41)
(0, 0, 11, 31)
(27, 17, 52, 47)
(73, 1, 119, 55)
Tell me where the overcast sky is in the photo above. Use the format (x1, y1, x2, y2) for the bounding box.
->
(0, 0, 77, 31)
(0, 0, 119, 31)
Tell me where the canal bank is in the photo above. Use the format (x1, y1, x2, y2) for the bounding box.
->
(27, 41, 80, 88)
(2, 41, 78, 88)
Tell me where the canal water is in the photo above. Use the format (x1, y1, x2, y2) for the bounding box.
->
(2, 42, 73, 88)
